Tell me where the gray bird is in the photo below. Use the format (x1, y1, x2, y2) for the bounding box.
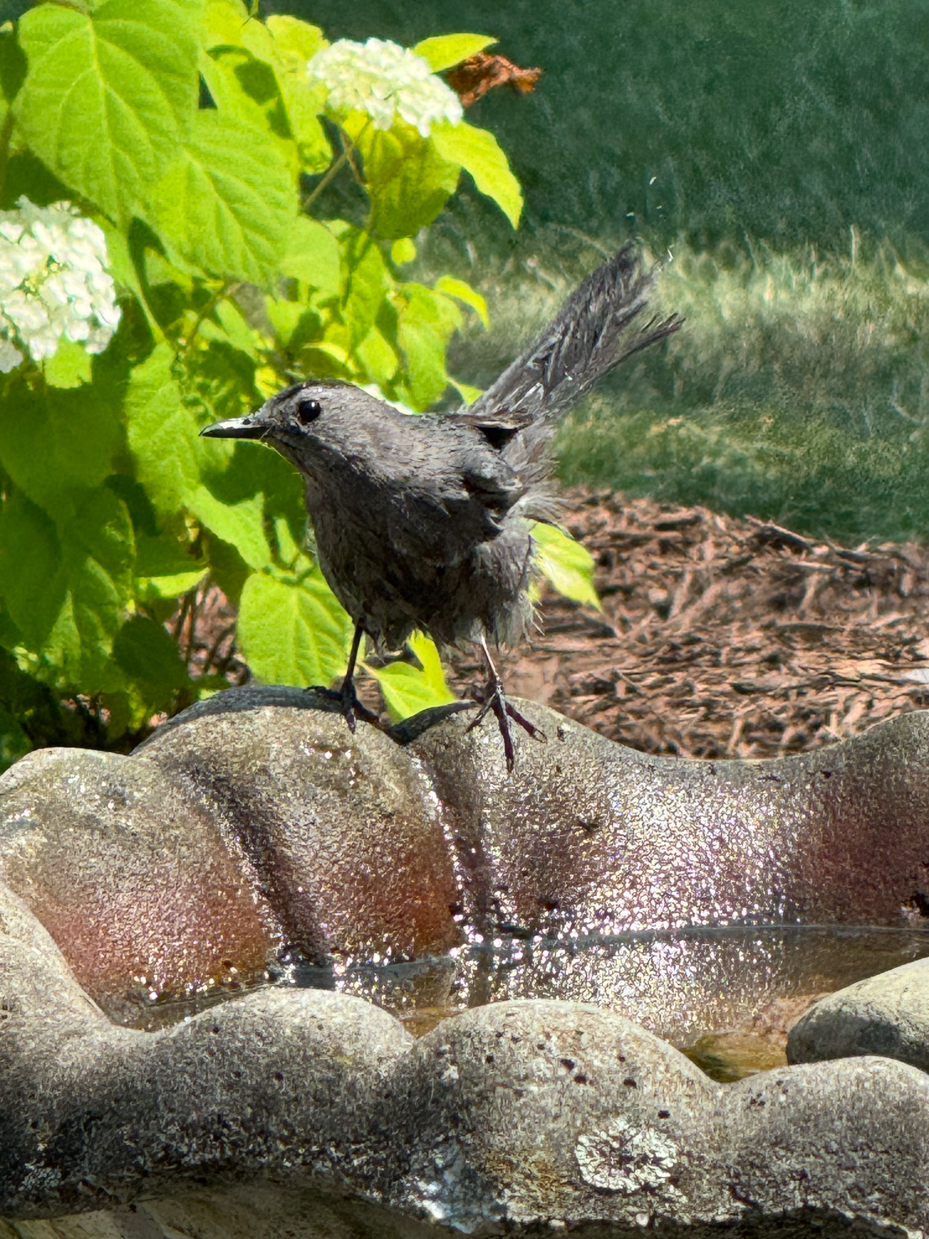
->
(201, 245, 681, 768)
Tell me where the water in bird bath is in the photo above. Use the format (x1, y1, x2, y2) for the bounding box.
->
(275, 923, 929, 1082)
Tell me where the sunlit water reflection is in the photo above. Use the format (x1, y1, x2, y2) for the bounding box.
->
(129, 925, 929, 1081)
(287, 925, 929, 1081)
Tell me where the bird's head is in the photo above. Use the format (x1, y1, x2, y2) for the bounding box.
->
(199, 380, 397, 475)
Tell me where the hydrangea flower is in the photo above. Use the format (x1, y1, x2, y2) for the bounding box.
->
(0, 198, 121, 373)
(308, 38, 464, 138)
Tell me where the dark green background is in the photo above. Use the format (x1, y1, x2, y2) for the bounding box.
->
(269, 0, 929, 252)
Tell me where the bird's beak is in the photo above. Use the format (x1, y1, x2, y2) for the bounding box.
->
(199, 414, 268, 440)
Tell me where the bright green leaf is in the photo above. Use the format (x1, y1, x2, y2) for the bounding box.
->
(150, 110, 295, 285)
(44, 339, 93, 388)
(433, 275, 489, 327)
(16, 0, 201, 223)
(449, 378, 482, 405)
(125, 343, 209, 514)
(263, 16, 330, 172)
(188, 485, 270, 570)
(203, 0, 248, 48)
(273, 514, 300, 565)
(99, 219, 160, 336)
(264, 13, 325, 61)
(212, 296, 260, 355)
(391, 237, 416, 265)
(264, 295, 305, 346)
(199, 45, 289, 140)
(237, 568, 352, 686)
(367, 630, 456, 720)
(396, 284, 462, 409)
(339, 228, 390, 347)
(355, 325, 398, 388)
(280, 216, 340, 297)
(431, 120, 523, 228)
(135, 530, 207, 600)
(412, 33, 496, 73)
(352, 120, 460, 240)
(531, 522, 601, 609)
(0, 372, 122, 514)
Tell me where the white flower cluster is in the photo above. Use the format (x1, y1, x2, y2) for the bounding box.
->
(0, 197, 121, 373)
(308, 38, 463, 138)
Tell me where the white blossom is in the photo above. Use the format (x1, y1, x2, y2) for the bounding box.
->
(0, 338, 23, 373)
(308, 38, 463, 138)
(0, 197, 121, 369)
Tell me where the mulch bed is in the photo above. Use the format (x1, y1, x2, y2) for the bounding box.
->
(450, 488, 929, 760)
(179, 487, 929, 761)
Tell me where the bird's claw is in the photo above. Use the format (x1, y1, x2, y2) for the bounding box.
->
(306, 682, 381, 732)
(468, 676, 546, 772)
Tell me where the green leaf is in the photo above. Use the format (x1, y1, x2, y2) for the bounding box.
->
(355, 325, 398, 388)
(237, 568, 352, 687)
(200, 43, 306, 186)
(0, 23, 27, 109)
(0, 489, 134, 692)
(113, 614, 189, 710)
(125, 343, 209, 514)
(391, 237, 416, 265)
(263, 294, 304, 346)
(431, 120, 523, 228)
(264, 13, 325, 61)
(43, 339, 93, 388)
(0, 151, 70, 211)
(150, 110, 295, 285)
(263, 15, 330, 173)
(367, 631, 457, 720)
(433, 275, 489, 327)
(0, 371, 122, 514)
(188, 484, 270, 571)
(204, 0, 248, 48)
(15, 0, 201, 223)
(449, 378, 482, 405)
(0, 492, 61, 651)
(135, 530, 207, 600)
(352, 119, 460, 240)
(200, 45, 291, 142)
(531, 522, 601, 609)
(210, 296, 260, 356)
(280, 216, 340, 298)
(412, 33, 496, 73)
(339, 228, 390, 348)
(396, 283, 462, 410)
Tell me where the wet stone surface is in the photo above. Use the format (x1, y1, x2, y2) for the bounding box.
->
(2, 687, 929, 1043)
(2, 690, 929, 1232)
(788, 955, 929, 1072)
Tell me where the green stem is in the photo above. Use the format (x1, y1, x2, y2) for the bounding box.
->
(182, 281, 230, 354)
(302, 148, 350, 211)
(302, 118, 373, 211)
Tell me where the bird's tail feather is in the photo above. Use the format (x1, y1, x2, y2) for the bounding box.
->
(465, 245, 681, 429)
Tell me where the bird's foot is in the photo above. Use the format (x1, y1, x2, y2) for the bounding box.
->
(467, 675, 546, 772)
(306, 681, 381, 733)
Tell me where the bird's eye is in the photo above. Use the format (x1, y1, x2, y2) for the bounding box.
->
(295, 396, 322, 426)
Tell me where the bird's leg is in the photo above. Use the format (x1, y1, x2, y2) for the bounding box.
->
(308, 622, 380, 732)
(468, 635, 545, 772)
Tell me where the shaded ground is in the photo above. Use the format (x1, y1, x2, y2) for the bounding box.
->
(451, 488, 929, 760)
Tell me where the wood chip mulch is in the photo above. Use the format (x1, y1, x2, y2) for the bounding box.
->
(449, 488, 929, 761)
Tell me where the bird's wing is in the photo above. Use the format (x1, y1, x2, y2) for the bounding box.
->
(462, 245, 682, 426)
